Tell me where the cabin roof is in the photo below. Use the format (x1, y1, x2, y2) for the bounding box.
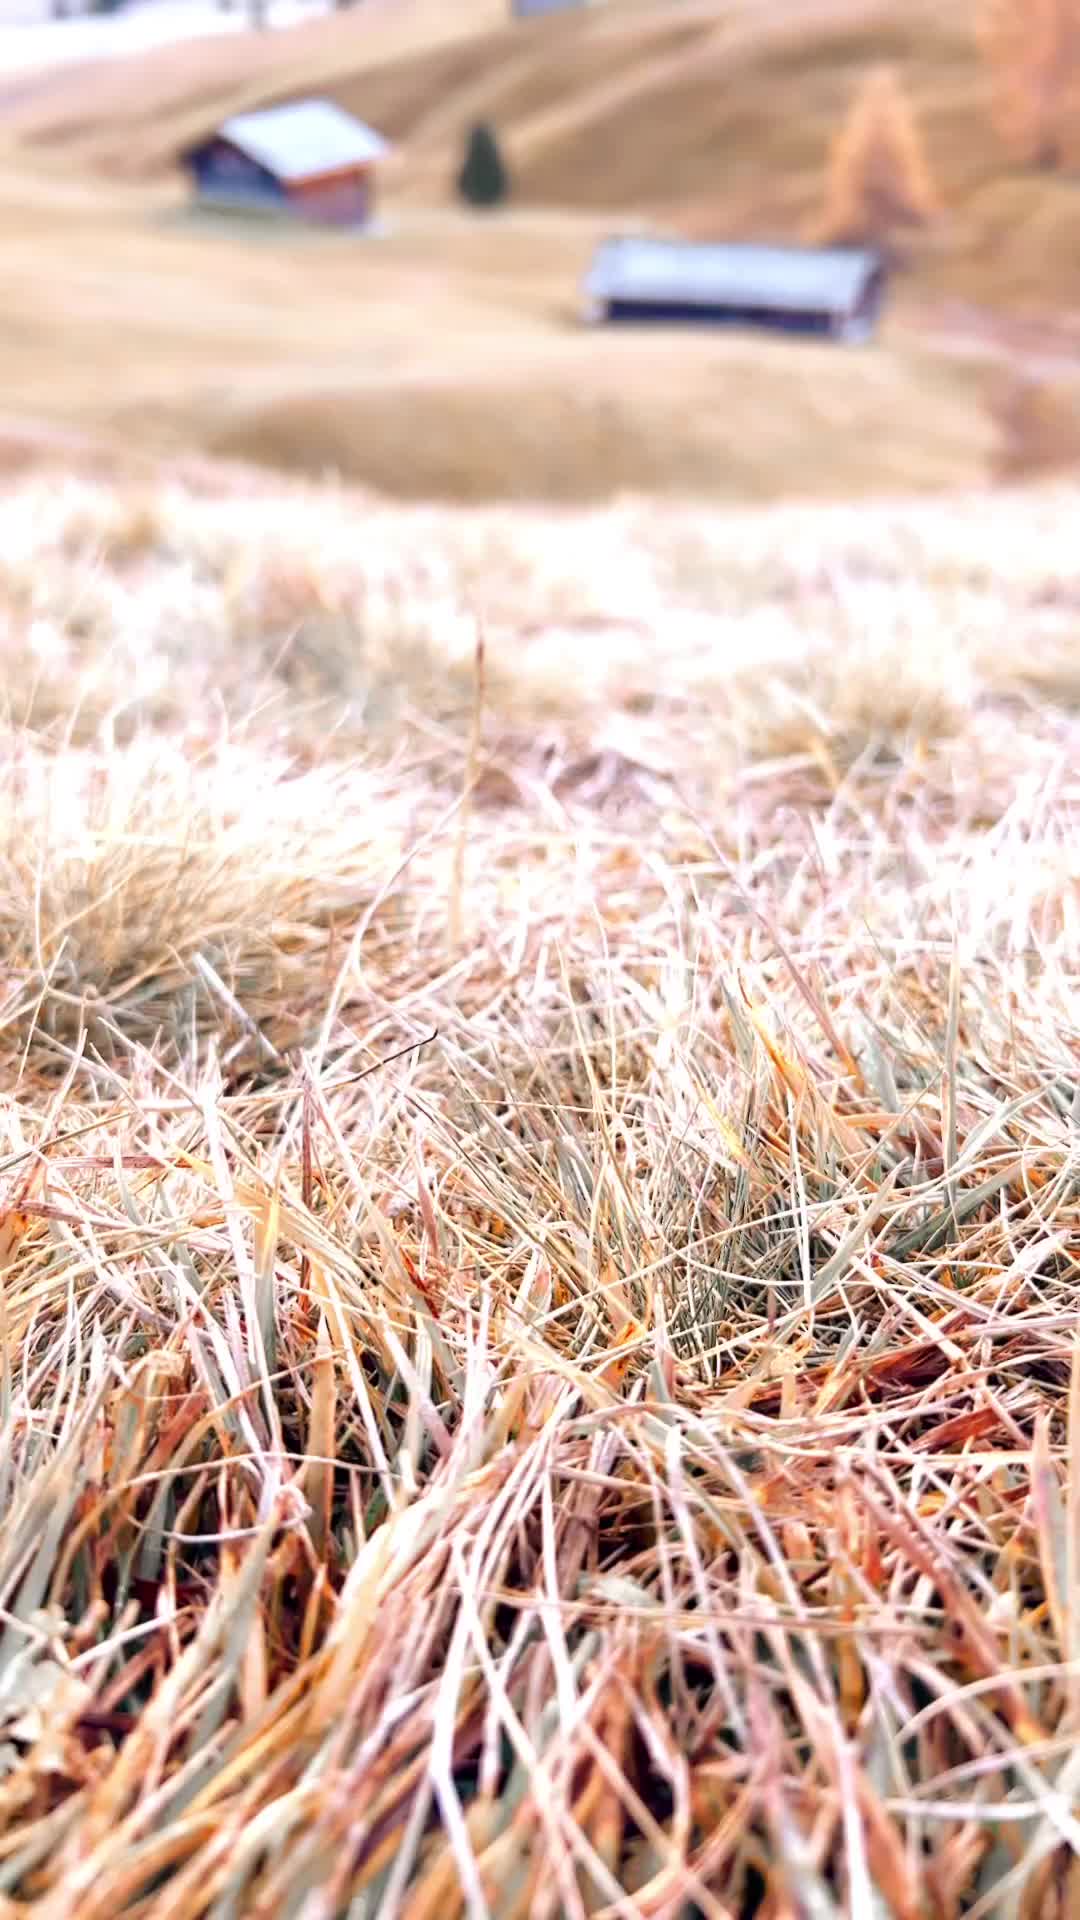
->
(209, 100, 390, 182)
(584, 236, 885, 316)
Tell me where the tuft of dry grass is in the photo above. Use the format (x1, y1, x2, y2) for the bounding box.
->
(0, 734, 414, 1056)
(1, 467, 1080, 1916)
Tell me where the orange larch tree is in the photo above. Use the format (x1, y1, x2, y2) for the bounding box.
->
(814, 66, 940, 257)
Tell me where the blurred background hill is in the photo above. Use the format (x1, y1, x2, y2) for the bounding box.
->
(2, 0, 1080, 501)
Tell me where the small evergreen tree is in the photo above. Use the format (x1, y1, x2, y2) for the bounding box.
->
(977, 0, 1080, 169)
(457, 123, 509, 209)
(813, 66, 939, 257)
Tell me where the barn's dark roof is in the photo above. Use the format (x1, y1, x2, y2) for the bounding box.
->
(584, 236, 884, 317)
(210, 100, 389, 182)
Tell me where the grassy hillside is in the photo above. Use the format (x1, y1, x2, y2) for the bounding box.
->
(1, 0, 1080, 503)
(0, 152, 1014, 506)
(1, 461, 1079, 1914)
(6, 0, 1078, 311)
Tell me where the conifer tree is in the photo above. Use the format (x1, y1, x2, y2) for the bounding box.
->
(814, 66, 939, 255)
(457, 123, 510, 209)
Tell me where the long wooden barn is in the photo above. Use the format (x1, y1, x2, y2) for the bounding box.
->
(181, 100, 390, 229)
(582, 236, 888, 343)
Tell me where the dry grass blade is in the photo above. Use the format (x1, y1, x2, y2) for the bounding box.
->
(0, 468, 1078, 1916)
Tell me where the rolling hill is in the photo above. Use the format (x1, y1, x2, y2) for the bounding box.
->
(2, 0, 1080, 502)
(0, 0, 1052, 300)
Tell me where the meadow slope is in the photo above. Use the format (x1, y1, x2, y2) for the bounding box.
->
(5, 0, 1080, 505)
(5, 0, 1079, 311)
(1, 466, 1079, 1915)
(0, 153, 1011, 505)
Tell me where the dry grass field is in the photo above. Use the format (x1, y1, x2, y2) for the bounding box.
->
(1, 463, 1080, 1915)
(3, 0, 1080, 502)
(3, 6, 1080, 1913)
(0, 162, 1007, 504)
(5, 0, 1080, 303)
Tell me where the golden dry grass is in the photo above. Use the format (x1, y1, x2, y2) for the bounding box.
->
(2, 464, 1080, 1913)
(0, 0, 1054, 295)
(0, 155, 1015, 505)
(5, 0, 1080, 506)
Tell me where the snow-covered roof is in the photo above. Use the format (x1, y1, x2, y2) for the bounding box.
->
(212, 99, 389, 182)
(584, 236, 884, 317)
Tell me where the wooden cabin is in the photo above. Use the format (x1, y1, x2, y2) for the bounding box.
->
(181, 100, 390, 229)
(582, 236, 888, 343)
